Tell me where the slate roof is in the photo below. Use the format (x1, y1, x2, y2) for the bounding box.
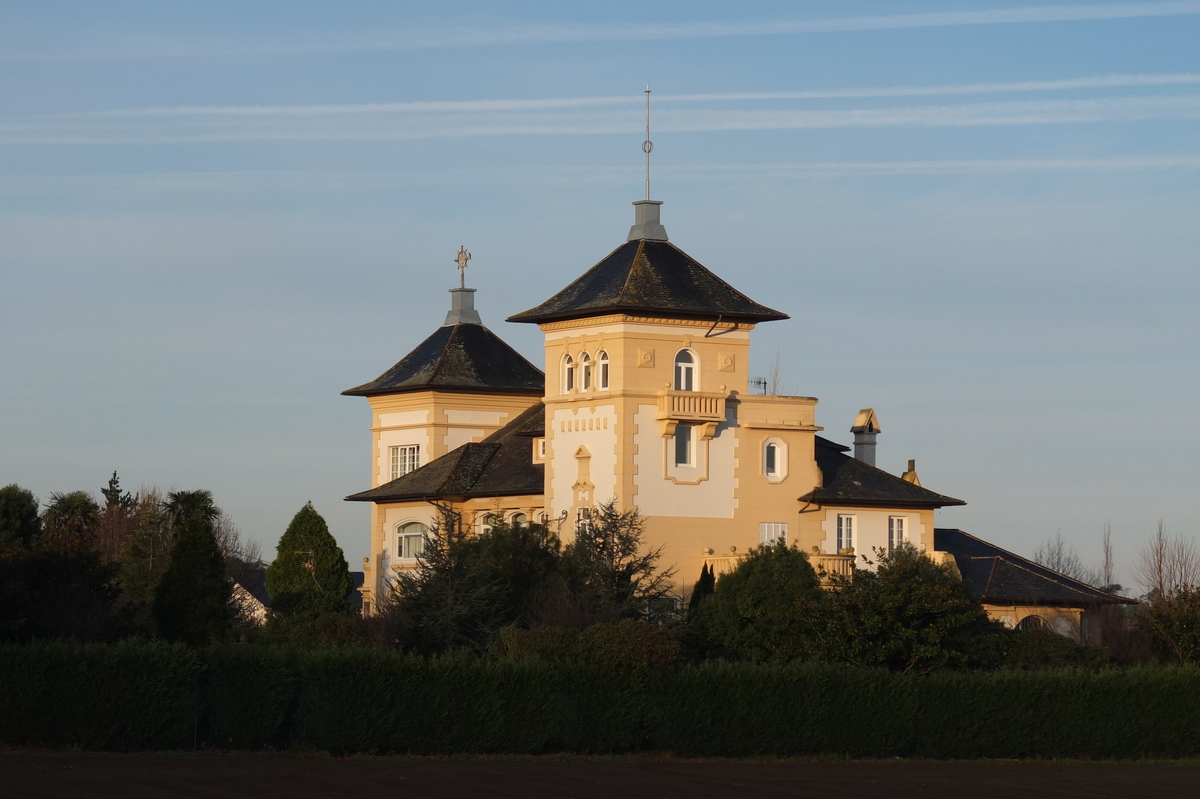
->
(801, 436, 966, 508)
(346, 403, 545, 503)
(233, 568, 271, 607)
(342, 323, 544, 397)
(507, 239, 788, 325)
(935, 528, 1135, 606)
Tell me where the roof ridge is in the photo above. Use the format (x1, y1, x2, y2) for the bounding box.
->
(806, 442, 966, 506)
(425, 322, 460, 385)
(941, 529, 1124, 601)
(616, 239, 646, 306)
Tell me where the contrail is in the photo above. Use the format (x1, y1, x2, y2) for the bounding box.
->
(5, 2, 1200, 61)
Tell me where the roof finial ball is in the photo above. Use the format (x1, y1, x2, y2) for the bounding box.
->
(454, 245, 472, 290)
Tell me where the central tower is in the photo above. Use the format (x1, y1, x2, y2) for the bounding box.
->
(509, 202, 813, 567)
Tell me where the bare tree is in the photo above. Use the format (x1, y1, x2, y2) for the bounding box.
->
(1134, 520, 1200, 600)
(1033, 531, 1099, 585)
(1101, 522, 1115, 590)
(767, 350, 785, 396)
(213, 511, 263, 588)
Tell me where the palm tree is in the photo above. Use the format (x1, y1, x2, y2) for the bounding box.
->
(165, 490, 219, 527)
(41, 490, 101, 543)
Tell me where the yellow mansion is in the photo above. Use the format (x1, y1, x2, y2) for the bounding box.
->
(345, 199, 1129, 639)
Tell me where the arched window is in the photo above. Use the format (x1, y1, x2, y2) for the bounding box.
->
(510, 512, 528, 528)
(596, 351, 610, 389)
(396, 521, 427, 560)
(1016, 615, 1051, 632)
(674, 350, 696, 391)
(580, 353, 592, 391)
(562, 355, 575, 393)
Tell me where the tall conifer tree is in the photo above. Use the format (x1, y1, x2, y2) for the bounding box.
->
(266, 502, 353, 616)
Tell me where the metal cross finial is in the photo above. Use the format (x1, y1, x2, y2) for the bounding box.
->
(454, 245, 471, 289)
(643, 85, 653, 201)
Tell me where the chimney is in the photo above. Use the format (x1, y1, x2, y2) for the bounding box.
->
(627, 200, 669, 242)
(443, 288, 482, 326)
(850, 408, 881, 467)
(901, 459, 922, 486)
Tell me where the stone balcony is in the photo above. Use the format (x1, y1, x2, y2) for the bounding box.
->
(812, 548, 856, 584)
(658, 390, 726, 437)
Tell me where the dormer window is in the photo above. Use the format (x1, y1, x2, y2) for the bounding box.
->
(563, 355, 575, 393)
(580, 353, 592, 391)
(597, 350, 610, 389)
(674, 350, 696, 392)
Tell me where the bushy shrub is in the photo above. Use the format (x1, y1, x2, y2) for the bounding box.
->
(822, 544, 1003, 673)
(693, 543, 825, 662)
(497, 619, 681, 673)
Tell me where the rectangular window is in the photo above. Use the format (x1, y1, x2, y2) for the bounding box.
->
(759, 522, 787, 546)
(764, 443, 778, 476)
(674, 424, 693, 466)
(401, 533, 424, 559)
(889, 516, 906, 553)
(390, 444, 420, 480)
(837, 514, 855, 552)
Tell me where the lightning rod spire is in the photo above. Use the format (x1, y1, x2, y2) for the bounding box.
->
(643, 85, 653, 201)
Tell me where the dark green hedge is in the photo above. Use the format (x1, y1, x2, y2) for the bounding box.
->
(1, 643, 1197, 757)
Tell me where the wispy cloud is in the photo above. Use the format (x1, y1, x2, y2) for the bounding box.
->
(3, 156, 1197, 196)
(5, 2, 1200, 61)
(24, 72, 1200, 120)
(3, 92, 1197, 145)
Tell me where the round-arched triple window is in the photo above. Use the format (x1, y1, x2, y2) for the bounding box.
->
(580, 353, 592, 391)
(562, 355, 575, 393)
(674, 350, 696, 391)
(1016, 615, 1051, 632)
(596, 350, 610, 389)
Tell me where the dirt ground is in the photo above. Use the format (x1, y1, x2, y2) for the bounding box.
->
(2, 751, 1198, 799)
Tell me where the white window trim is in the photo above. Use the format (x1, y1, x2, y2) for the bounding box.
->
(888, 516, 907, 553)
(761, 437, 788, 483)
(389, 444, 420, 481)
(596, 350, 610, 389)
(759, 522, 788, 546)
(674, 349, 697, 392)
(674, 423, 694, 467)
(837, 514, 856, 553)
(580, 353, 592, 391)
(562, 355, 575, 394)
(395, 521, 428, 561)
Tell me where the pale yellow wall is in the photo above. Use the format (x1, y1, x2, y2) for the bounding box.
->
(362, 494, 547, 608)
(985, 605, 1083, 642)
(365, 391, 540, 487)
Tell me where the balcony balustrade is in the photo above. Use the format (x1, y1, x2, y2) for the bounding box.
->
(657, 390, 726, 423)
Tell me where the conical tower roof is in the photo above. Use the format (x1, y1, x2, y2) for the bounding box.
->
(508, 203, 787, 325)
(343, 288, 544, 397)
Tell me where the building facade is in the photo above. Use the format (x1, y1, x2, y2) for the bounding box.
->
(345, 198, 1130, 637)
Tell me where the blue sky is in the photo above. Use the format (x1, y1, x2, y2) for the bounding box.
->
(1, 1, 1197, 588)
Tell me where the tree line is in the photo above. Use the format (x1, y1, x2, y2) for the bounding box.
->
(0, 475, 357, 646)
(2, 476, 1197, 669)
